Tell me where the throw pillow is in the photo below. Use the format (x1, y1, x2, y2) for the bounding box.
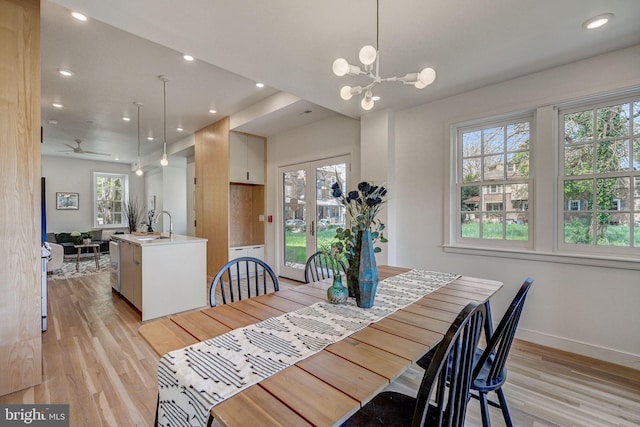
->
(55, 232, 72, 243)
(91, 229, 103, 241)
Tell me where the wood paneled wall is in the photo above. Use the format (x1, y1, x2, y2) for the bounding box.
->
(229, 184, 265, 247)
(195, 118, 230, 278)
(0, 0, 42, 395)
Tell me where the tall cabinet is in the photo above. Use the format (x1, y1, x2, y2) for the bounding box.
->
(194, 123, 266, 278)
(0, 0, 42, 396)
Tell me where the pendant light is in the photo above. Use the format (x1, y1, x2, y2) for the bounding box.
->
(332, 0, 436, 110)
(159, 75, 169, 166)
(134, 102, 143, 176)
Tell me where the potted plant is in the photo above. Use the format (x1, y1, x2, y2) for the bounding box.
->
(324, 241, 348, 304)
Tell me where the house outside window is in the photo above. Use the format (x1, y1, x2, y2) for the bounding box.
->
(456, 116, 532, 244)
(93, 172, 128, 228)
(559, 95, 640, 250)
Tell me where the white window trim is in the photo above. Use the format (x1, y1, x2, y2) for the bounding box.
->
(93, 172, 129, 229)
(451, 113, 534, 251)
(556, 93, 640, 257)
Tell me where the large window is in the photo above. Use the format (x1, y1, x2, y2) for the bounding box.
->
(93, 172, 128, 228)
(456, 116, 532, 245)
(559, 96, 640, 251)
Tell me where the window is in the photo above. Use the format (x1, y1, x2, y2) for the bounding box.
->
(93, 172, 128, 228)
(456, 116, 532, 244)
(559, 96, 640, 250)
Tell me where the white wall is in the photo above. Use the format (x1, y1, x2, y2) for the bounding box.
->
(42, 156, 145, 233)
(391, 45, 640, 367)
(265, 114, 361, 267)
(145, 161, 188, 235)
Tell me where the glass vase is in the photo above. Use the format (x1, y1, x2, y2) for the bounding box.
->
(345, 230, 362, 298)
(356, 230, 378, 308)
(327, 274, 348, 304)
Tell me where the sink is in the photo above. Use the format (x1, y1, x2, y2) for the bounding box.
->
(135, 235, 170, 241)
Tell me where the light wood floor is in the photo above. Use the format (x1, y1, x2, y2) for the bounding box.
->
(1, 271, 638, 426)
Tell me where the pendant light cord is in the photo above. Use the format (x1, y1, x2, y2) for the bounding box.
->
(137, 103, 141, 158)
(376, 0, 379, 51)
(163, 79, 167, 151)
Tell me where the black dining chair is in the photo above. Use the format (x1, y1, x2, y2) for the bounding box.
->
(342, 302, 487, 427)
(304, 250, 346, 283)
(208, 257, 279, 307)
(416, 277, 534, 427)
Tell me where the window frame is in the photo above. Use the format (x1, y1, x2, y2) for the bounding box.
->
(92, 172, 129, 229)
(557, 94, 640, 257)
(453, 114, 534, 250)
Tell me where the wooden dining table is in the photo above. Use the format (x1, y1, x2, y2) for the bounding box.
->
(139, 265, 503, 427)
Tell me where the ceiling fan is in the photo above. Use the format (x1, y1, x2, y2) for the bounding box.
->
(59, 138, 110, 156)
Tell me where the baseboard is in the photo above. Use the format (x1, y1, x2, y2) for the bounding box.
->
(516, 328, 640, 370)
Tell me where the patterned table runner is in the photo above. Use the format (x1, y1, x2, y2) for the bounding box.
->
(157, 269, 458, 427)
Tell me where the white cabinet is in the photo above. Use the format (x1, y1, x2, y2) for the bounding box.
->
(228, 245, 264, 262)
(229, 132, 264, 185)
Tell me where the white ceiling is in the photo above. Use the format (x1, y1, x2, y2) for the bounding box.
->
(42, 0, 640, 165)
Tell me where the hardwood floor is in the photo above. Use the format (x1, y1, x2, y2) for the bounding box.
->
(1, 271, 638, 426)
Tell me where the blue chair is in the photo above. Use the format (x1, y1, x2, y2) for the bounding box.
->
(209, 257, 279, 307)
(304, 250, 346, 283)
(342, 302, 487, 427)
(416, 277, 534, 427)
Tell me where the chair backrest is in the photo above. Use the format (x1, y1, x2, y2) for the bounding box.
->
(304, 251, 346, 283)
(473, 277, 533, 388)
(413, 302, 486, 427)
(209, 257, 279, 307)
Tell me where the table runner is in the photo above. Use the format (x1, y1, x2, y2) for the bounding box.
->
(157, 269, 458, 427)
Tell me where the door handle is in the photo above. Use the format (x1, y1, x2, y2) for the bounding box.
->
(310, 220, 315, 236)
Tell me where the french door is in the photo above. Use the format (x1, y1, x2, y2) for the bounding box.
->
(279, 155, 349, 281)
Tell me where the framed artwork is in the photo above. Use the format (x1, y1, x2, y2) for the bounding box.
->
(56, 192, 79, 210)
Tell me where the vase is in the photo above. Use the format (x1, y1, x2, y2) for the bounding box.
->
(327, 274, 348, 304)
(345, 230, 362, 298)
(355, 230, 378, 308)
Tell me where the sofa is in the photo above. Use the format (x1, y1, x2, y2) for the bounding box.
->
(46, 229, 123, 255)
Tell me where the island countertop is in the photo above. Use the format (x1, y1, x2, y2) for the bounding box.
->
(111, 233, 207, 246)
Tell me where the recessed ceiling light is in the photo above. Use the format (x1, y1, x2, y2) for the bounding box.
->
(583, 13, 613, 30)
(122, 116, 131, 122)
(48, 119, 58, 125)
(183, 54, 195, 61)
(71, 11, 87, 21)
(52, 103, 63, 108)
(255, 82, 265, 88)
(208, 109, 217, 114)
(58, 68, 74, 77)
(147, 136, 155, 141)
(176, 127, 184, 132)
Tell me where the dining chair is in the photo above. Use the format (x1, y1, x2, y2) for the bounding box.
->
(304, 250, 346, 283)
(208, 257, 279, 307)
(416, 277, 534, 427)
(342, 302, 486, 427)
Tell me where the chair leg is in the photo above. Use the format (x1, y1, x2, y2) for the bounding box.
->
(496, 388, 513, 427)
(478, 391, 491, 427)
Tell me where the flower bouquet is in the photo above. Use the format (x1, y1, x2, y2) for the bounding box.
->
(331, 180, 388, 307)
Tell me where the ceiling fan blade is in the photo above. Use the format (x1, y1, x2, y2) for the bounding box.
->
(63, 143, 76, 150)
(83, 150, 111, 156)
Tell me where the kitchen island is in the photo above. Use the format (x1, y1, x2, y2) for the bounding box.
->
(111, 233, 207, 321)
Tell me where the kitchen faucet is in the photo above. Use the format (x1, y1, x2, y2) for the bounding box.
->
(154, 210, 173, 236)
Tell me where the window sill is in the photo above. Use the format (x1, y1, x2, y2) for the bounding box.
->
(442, 244, 640, 271)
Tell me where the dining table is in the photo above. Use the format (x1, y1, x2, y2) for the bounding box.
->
(139, 265, 503, 427)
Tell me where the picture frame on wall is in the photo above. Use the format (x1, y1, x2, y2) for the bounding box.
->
(56, 192, 79, 210)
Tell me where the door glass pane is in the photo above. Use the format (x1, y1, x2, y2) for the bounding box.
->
(315, 163, 347, 252)
(283, 169, 307, 268)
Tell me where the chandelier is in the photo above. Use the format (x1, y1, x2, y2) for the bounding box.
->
(332, 0, 436, 110)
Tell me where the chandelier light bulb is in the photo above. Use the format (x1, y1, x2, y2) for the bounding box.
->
(332, 58, 350, 76)
(415, 67, 437, 89)
(135, 165, 143, 176)
(160, 153, 168, 166)
(340, 86, 354, 100)
(361, 91, 374, 110)
(358, 45, 377, 65)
